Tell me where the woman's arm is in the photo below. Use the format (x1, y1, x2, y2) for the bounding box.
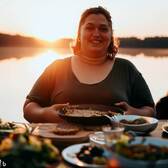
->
(23, 99, 68, 123)
(115, 101, 155, 117)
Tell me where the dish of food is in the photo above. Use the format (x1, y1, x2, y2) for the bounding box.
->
(32, 123, 90, 144)
(0, 119, 17, 130)
(120, 118, 148, 125)
(116, 115, 158, 133)
(52, 122, 80, 135)
(0, 132, 60, 168)
(59, 104, 123, 125)
(62, 143, 106, 168)
(0, 119, 26, 135)
(112, 137, 168, 168)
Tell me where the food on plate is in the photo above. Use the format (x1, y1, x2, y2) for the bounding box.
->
(113, 137, 168, 161)
(61, 106, 117, 118)
(115, 143, 168, 160)
(120, 118, 148, 125)
(0, 119, 16, 130)
(76, 145, 107, 165)
(0, 132, 60, 168)
(52, 122, 80, 135)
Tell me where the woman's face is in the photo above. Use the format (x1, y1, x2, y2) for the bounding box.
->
(79, 14, 112, 57)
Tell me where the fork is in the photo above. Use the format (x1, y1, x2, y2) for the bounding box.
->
(104, 113, 122, 127)
(105, 113, 122, 122)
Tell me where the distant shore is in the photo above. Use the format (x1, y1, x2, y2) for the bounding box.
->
(0, 33, 168, 48)
(0, 46, 168, 61)
(0, 33, 168, 60)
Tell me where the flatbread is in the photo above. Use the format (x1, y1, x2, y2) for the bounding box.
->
(62, 108, 117, 117)
(52, 122, 80, 135)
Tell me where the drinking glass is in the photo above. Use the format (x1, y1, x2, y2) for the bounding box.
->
(102, 125, 124, 147)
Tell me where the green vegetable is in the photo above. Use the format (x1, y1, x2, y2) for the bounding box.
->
(0, 132, 60, 168)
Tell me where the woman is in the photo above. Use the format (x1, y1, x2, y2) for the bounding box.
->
(23, 6, 155, 123)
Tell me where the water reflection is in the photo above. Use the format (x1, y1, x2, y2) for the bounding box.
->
(0, 47, 168, 122)
(0, 48, 69, 122)
(0, 47, 47, 60)
(119, 48, 168, 57)
(1, 47, 168, 61)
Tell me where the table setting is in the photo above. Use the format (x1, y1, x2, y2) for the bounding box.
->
(1, 104, 168, 168)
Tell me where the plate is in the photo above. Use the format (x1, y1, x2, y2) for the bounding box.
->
(59, 104, 123, 125)
(116, 115, 158, 133)
(162, 123, 168, 134)
(62, 143, 105, 168)
(162, 123, 168, 138)
(0, 129, 14, 133)
(32, 123, 90, 144)
(0, 120, 27, 134)
(112, 137, 168, 168)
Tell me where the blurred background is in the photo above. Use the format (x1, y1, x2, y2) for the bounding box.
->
(0, 0, 168, 122)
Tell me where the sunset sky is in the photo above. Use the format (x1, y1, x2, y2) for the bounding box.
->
(0, 0, 168, 41)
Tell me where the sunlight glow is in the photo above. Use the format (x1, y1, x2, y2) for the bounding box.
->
(0, 0, 168, 41)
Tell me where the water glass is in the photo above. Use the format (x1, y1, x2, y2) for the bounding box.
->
(102, 126, 124, 147)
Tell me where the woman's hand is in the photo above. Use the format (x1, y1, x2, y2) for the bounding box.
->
(115, 101, 155, 117)
(41, 103, 69, 123)
(23, 100, 69, 123)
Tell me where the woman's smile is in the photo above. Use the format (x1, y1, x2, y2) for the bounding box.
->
(80, 14, 112, 55)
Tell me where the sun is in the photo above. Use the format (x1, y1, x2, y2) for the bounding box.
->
(32, 31, 60, 42)
(29, 15, 77, 42)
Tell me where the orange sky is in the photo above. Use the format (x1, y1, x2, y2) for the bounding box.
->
(0, 0, 168, 41)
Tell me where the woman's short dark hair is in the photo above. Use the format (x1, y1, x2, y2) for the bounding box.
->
(72, 6, 119, 58)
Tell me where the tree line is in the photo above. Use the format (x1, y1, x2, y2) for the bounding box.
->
(0, 33, 168, 48)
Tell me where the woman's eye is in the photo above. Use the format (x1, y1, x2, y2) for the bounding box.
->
(99, 27, 108, 32)
(86, 26, 94, 31)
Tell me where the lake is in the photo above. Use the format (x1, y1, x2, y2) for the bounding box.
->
(0, 47, 168, 122)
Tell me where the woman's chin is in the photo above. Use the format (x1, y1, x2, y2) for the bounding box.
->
(88, 47, 104, 53)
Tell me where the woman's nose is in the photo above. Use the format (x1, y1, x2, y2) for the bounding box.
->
(92, 28, 100, 36)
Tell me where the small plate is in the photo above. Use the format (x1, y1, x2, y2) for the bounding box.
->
(116, 115, 158, 133)
(162, 123, 168, 138)
(62, 143, 105, 168)
(32, 123, 90, 144)
(162, 123, 168, 133)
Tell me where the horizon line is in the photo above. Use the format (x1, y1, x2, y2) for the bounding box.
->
(1, 32, 168, 43)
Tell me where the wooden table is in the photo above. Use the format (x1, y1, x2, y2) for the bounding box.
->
(54, 120, 168, 168)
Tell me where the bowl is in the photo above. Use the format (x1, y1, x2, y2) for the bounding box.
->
(116, 115, 158, 133)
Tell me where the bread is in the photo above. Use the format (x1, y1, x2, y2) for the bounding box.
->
(52, 122, 80, 135)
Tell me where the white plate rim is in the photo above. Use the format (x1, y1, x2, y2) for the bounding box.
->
(62, 143, 105, 168)
(162, 123, 168, 134)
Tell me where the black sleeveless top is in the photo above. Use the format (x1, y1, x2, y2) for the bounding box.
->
(27, 57, 154, 108)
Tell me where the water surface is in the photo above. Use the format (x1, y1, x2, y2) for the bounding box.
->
(0, 47, 168, 122)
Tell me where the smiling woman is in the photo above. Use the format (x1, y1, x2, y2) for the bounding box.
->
(23, 6, 155, 124)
